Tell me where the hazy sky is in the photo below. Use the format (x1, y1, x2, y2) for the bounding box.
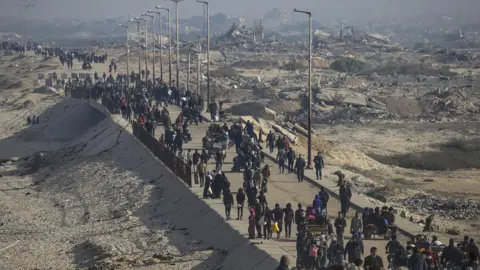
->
(2, 0, 479, 23)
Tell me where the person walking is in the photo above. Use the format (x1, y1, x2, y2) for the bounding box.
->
(223, 187, 234, 220)
(350, 211, 363, 238)
(283, 203, 294, 238)
(236, 188, 246, 220)
(272, 203, 284, 239)
(313, 151, 325, 180)
(334, 212, 347, 245)
(286, 147, 296, 173)
(277, 148, 286, 174)
(295, 155, 306, 182)
(339, 181, 352, 216)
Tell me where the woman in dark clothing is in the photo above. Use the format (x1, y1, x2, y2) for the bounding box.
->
(272, 203, 284, 239)
(248, 208, 256, 239)
(263, 206, 274, 240)
(236, 188, 246, 220)
(283, 203, 294, 238)
(223, 188, 234, 220)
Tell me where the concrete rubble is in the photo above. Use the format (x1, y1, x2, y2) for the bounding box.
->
(394, 194, 480, 221)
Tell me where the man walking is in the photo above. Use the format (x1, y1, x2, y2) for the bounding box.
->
(339, 181, 352, 216)
(313, 151, 325, 180)
(277, 148, 286, 174)
(294, 155, 306, 182)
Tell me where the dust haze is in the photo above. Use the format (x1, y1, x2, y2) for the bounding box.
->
(3, 0, 480, 22)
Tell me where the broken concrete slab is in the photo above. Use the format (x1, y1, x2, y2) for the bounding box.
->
(225, 102, 276, 120)
(37, 73, 45, 80)
(316, 88, 367, 107)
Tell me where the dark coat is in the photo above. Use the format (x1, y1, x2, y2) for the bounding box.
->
(408, 252, 427, 270)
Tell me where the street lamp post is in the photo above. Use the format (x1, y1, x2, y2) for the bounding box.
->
(143, 13, 155, 85)
(197, 0, 210, 104)
(118, 24, 130, 85)
(167, 0, 183, 92)
(293, 8, 313, 169)
(130, 19, 141, 85)
(136, 17, 148, 81)
(156, 6, 171, 87)
(149, 10, 163, 83)
(16, 4, 35, 51)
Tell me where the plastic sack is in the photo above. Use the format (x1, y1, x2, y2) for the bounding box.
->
(309, 245, 318, 257)
(271, 222, 279, 233)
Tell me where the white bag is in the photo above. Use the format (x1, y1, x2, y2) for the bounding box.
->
(214, 115, 219, 121)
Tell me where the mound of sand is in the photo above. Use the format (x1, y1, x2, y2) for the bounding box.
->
(225, 102, 276, 120)
(0, 99, 106, 158)
(33, 86, 58, 94)
(282, 57, 331, 70)
(22, 99, 35, 108)
(6, 80, 23, 89)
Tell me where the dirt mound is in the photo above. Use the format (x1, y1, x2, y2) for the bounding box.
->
(267, 100, 302, 115)
(19, 99, 106, 143)
(225, 102, 276, 120)
(33, 86, 58, 94)
(282, 57, 331, 70)
(368, 138, 480, 171)
(358, 63, 457, 77)
(5, 80, 23, 89)
(0, 99, 106, 159)
(231, 60, 274, 69)
(210, 66, 239, 78)
(22, 99, 35, 108)
(380, 96, 423, 117)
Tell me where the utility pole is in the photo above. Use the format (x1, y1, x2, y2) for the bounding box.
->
(294, 8, 313, 169)
(130, 19, 142, 85)
(16, 4, 35, 51)
(144, 13, 155, 84)
(197, 54, 200, 95)
(167, 0, 184, 91)
(118, 24, 129, 85)
(187, 52, 190, 92)
(150, 10, 163, 82)
(136, 17, 148, 82)
(197, 0, 210, 104)
(157, 6, 171, 86)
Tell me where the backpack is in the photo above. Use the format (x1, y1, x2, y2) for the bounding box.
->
(309, 245, 319, 257)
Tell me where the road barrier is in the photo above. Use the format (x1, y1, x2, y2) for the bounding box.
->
(131, 121, 192, 187)
(101, 95, 120, 114)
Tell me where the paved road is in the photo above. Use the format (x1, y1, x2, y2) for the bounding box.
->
(155, 105, 392, 263)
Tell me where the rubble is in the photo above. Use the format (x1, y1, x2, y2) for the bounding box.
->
(394, 194, 480, 221)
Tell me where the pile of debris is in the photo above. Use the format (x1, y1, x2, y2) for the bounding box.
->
(394, 194, 480, 221)
(421, 88, 478, 116)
